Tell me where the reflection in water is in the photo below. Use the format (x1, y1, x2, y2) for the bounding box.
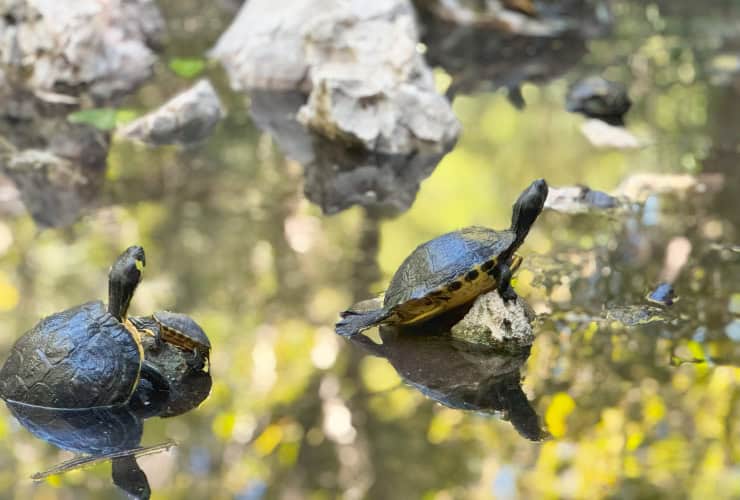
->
(350, 327, 547, 441)
(0, 0, 739, 498)
(250, 91, 450, 216)
(0, 88, 109, 228)
(415, 0, 607, 104)
(2, 335, 210, 499)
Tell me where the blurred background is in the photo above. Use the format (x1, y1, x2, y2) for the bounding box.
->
(0, 0, 738, 498)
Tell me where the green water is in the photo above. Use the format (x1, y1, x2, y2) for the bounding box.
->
(0, 0, 739, 498)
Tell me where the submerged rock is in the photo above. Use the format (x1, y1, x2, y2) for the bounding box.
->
(0, 0, 164, 100)
(579, 119, 643, 149)
(614, 173, 724, 202)
(605, 305, 668, 326)
(210, 0, 460, 154)
(545, 184, 621, 213)
(450, 291, 535, 348)
(117, 80, 224, 147)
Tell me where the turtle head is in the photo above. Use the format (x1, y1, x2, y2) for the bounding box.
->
(510, 179, 548, 247)
(108, 246, 146, 321)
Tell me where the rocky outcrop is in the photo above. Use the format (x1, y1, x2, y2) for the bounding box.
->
(0, 0, 164, 100)
(117, 80, 224, 147)
(210, 0, 460, 154)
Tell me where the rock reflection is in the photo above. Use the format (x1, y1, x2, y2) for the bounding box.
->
(0, 88, 109, 228)
(350, 326, 547, 441)
(250, 91, 449, 216)
(415, 0, 609, 104)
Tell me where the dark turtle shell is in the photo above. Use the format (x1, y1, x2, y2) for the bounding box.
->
(566, 76, 631, 120)
(383, 226, 516, 323)
(152, 311, 211, 353)
(0, 301, 142, 409)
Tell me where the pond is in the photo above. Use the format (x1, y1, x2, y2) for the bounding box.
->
(0, 0, 739, 498)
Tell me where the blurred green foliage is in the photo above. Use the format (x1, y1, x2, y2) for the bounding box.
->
(0, 0, 739, 499)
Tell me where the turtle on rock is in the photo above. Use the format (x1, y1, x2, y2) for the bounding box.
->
(0, 246, 170, 411)
(336, 179, 548, 337)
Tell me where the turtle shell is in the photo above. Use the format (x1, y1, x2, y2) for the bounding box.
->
(0, 301, 142, 409)
(566, 76, 631, 118)
(152, 311, 211, 352)
(383, 226, 516, 324)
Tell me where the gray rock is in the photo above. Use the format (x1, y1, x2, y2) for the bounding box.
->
(0, 0, 164, 100)
(210, 0, 460, 154)
(117, 80, 224, 147)
(545, 184, 621, 213)
(450, 291, 535, 348)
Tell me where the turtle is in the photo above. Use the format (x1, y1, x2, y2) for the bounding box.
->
(0, 246, 169, 411)
(336, 178, 548, 337)
(131, 311, 211, 373)
(566, 76, 631, 124)
(646, 282, 677, 306)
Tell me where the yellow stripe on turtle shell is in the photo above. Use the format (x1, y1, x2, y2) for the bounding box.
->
(161, 327, 200, 352)
(393, 254, 523, 326)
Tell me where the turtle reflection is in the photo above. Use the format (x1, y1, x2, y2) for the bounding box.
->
(4, 336, 210, 500)
(350, 327, 547, 441)
(249, 90, 450, 217)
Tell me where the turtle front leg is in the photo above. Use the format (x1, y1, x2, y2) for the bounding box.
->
(186, 348, 207, 372)
(494, 262, 518, 302)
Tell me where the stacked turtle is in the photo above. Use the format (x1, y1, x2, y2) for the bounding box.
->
(0, 246, 211, 418)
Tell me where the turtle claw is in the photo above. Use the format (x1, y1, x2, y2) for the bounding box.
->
(501, 287, 518, 302)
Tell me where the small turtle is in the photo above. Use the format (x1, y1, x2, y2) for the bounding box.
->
(566, 76, 631, 123)
(131, 311, 211, 373)
(646, 282, 678, 306)
(336, 179, 548, 337)
(0, 246, 169, 411)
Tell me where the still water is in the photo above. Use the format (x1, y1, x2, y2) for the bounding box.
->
(0, 0, 739, 498)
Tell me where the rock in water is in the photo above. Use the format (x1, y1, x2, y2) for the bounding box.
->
(450, 291, 535, 348)
(117, 80, 224, 147)
(0, 0, 164, 100)
(210, 0, 460, 154)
